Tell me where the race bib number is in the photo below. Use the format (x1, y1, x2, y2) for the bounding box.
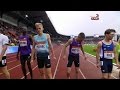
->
(71, 48, 79, 54)
(35, 44, 47, 52)
(104, 52, 114, 59)
(36, 44, 45, 49)
(19, 40, 27, 46)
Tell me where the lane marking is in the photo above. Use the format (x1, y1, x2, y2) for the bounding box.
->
(79, 69, 86, 79)
(84, 52, 118, 79)
(53, 48, 63, 79)
(21, 65, 38, 79)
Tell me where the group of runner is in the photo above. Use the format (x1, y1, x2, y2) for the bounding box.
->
(0, 22, 120, 79)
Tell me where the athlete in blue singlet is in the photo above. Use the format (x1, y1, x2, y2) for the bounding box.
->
(31, 23, 56, 79)
(96, 29, 120, 79)
(63, 32, 86, 79)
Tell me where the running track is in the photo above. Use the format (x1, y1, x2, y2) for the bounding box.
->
(0, 43, 119, 79)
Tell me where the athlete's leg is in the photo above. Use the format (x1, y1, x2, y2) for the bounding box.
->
(1, 66, 10, 79)
(100, 58, 109, 79)
(108, 73, 112, 79)
(75, 67, 79, 79)
(46, 67, 52, 79)
(0, 56, 10, 79)
(101, 73, 109, 79)
(107, 59, 113, 79)
(67, 67, 71, 79)
(38, 68, 46, 79)
(67, 55, 74, 79)
(74, 56, 80, 79)
(27, 56, 33, 79)
(45, 58, 52, 79)
(0, 57, 10, 79)
(20, 55, 27, 79)
(37, 58, 46, 79)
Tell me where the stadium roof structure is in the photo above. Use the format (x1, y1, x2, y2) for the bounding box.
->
(0, 11, 70, 39)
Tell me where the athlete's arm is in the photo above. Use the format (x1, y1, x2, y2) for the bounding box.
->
(31, 37, 35, 60)
(80, 43, 85, 56)
(113, 42, 119, 65)
(47, 34, 55, 57)
(63, 39, 72, 57)
(16, 44, 20, 60)
(29, 35, 33, 45)
(96, 41, 102, 64)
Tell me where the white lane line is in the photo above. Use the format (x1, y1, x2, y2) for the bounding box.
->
(0, 64, 21, 75)
(53, 48, 63, 79)
(79, 69, 86, 79)
(7, 56, 17, 59)
(7, 60, 17, 64)
(21, 65, 38, 79)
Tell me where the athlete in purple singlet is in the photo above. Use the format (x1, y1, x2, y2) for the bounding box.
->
(17, 30, 33, 79)
(63, 32, 86, 79)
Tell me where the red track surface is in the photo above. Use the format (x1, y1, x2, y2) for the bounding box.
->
(0, 43, 118, 79)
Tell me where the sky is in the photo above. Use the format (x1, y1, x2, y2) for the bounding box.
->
(46, 11, 120, 36)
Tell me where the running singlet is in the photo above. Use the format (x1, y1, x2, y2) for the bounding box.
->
(69, 38, 81, 56)
(18, 35, 31, 55)
(100, 41, 114, 59)
(34, 33, 49, 53)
